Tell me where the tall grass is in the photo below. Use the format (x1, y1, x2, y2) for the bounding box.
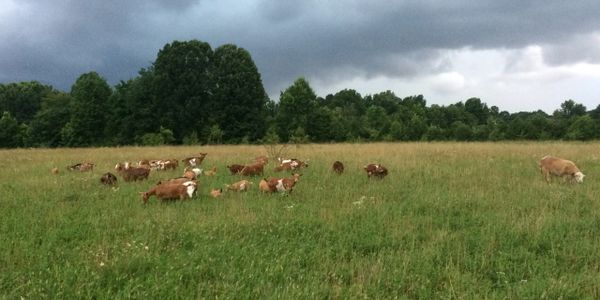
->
(1, 142, 599, 298)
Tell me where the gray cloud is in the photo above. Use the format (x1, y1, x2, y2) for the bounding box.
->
(1, 0, 600, 103)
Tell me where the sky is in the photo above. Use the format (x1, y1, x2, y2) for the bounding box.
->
(1, 0, 600, 113)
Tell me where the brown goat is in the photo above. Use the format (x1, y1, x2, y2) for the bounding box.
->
(100, 172, 118, 186)
(240, 161, 265, 176)
(254, 155, 269, 165)
(182, 170, 197, 180)
(259, 179, 272, 193)
(141, 180, 197, 204)
(116, 163, 150, 182)
(227, 164, 245, 175)
(332, 161, 344, 174)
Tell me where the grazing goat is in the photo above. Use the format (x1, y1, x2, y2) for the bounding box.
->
(67, 162, 94, 172)
(204, 166, 217, 176)
(156, 177, 191, 186)
(264, 173, 302, 193)
(210, 188, 223, 198)
(182, 153, 208, 167)
(141, 180, 197, 204)
(100, 172, 118, 186)
(182, 170, 197, 180)
(227, 164, 245, 175)
(364, 164, 388, 179)
(160, 159, 179, 171)
(275, 158, 308, 171)
(259, 179, 272, 193)
(226, 180, 253, 192)
(539, 155, 585, 183)
(254, 155, 269, 165)
(115, 163, 150, 182)
(240, 161, 266, 176)
(332, 161, 344, 174)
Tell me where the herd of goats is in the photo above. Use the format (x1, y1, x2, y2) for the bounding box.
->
(52, 153, 390, 204)
(51, 152, 584, 204)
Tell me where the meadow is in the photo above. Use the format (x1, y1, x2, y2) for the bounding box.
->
(1, 142, 599, 299)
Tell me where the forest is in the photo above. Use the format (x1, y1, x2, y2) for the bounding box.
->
(1, 39, 599, 148)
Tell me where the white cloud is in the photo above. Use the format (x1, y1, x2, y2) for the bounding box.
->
(311, 45, 600, 113)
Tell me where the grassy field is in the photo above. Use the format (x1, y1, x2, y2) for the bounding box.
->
(1, 142, 600, 298)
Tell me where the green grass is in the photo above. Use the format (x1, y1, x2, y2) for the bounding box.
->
(1, 142, 600, 298)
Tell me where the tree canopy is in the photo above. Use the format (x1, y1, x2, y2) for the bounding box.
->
(0, 39, 599, 148)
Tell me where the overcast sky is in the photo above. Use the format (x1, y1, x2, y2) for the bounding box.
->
(1, 0, 600, 113)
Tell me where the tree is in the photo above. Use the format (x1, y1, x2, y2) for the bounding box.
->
(0, 111, 22, 148)
(68, 72, 112, 146)
(27, 92, 73, 147)
(276, 77, 318, 141)
(211, 44, 268, 142)
(365, 105, 390, 140)
(404, 115, 427, 141)
(152, 40, 214, 141)
(566, 115, 596, 140)
(0, 81, 54, 124)
(206, 124, 224, 144)
(451, 121, 472, 141)
(556, 99, 586, 119)
(464, 97, 489, 125)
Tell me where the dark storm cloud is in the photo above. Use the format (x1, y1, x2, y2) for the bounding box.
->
(1, 0, 600, 96)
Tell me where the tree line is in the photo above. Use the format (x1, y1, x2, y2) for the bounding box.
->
(1, 39, 599, 148)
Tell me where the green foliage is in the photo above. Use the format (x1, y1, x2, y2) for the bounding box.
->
(289, 127, 310, 144)
(277, 77, 318, 141)
(566, 115, 596, 140)
(27, 92, 73, 147)
(452, 121, 473, 141)
(68, 72, 112, 146)
(0, 111, 22, 148)
(206, 124, 224, 145)
(0, 39, 598, 148)
(139, 132, 165, 146)
(0, 81, 54, 123)
(138, 126, 175, 146)
(153, 40, 214, 141)
(182, 131, 199, 145)
(211, 44, 268, 142)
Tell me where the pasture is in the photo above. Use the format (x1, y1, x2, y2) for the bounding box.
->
(1, 142, 600, 298)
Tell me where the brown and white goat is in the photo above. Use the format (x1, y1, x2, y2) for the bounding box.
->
(226, 180, 253, 192)
(182, 153, 207, 167)
(67, 162, 94, 172)
(364, 164, 388, 179)
(210, 188, 223, 198)
(264, 173, 302, 193)
(539, 155, 585, 183)
(140, 180, 197, 204)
